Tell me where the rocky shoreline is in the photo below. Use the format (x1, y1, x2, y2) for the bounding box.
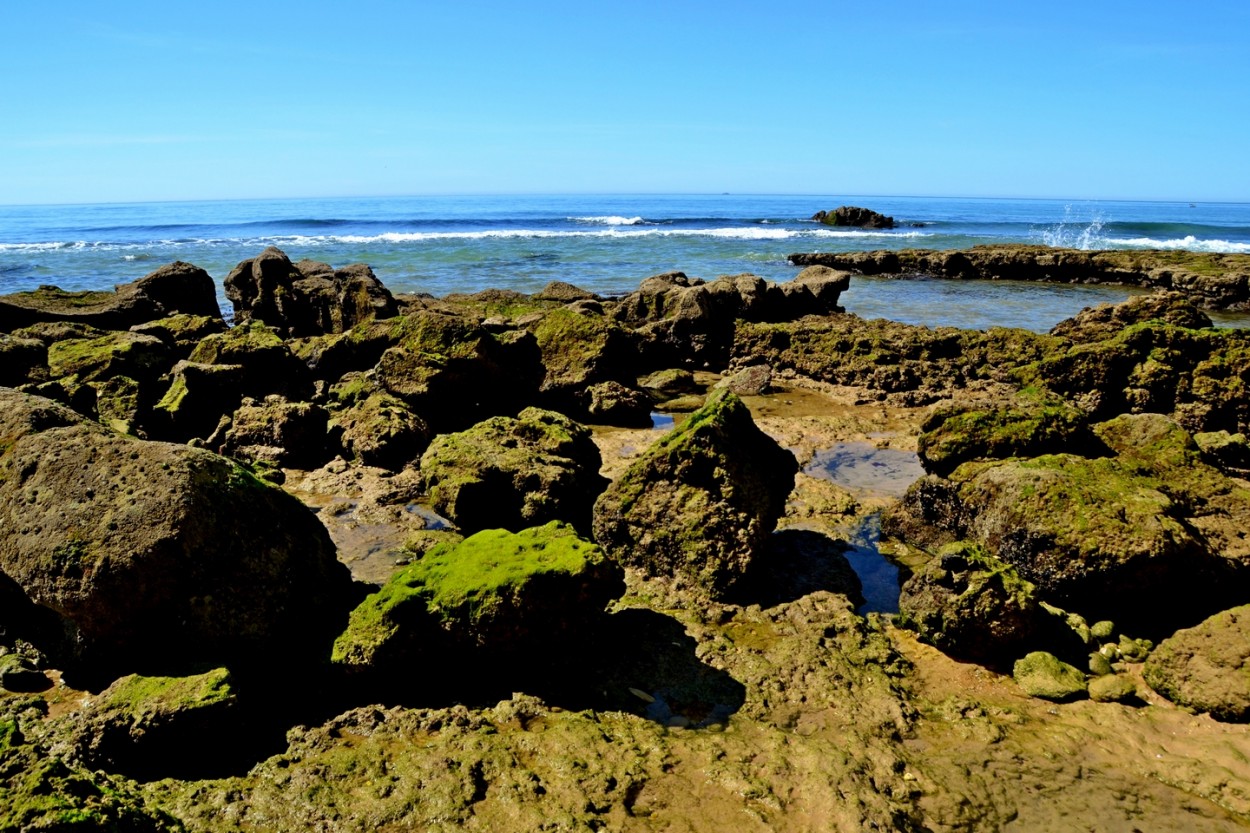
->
(4, 245, 1250, 830)
(790, 244, 1250, 310)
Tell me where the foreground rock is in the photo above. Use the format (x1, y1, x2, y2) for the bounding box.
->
(332, 522, 623, 673)
(790, 245, 1250, 310)
(0, 261, 222, 331)
(592, 388, 797, 597)
(1145, 604, 1250, 722)
(0, 388, 354, 678)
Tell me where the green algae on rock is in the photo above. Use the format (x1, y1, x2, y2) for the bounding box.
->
(333, 521, 624, 670)
(420, 407, 606, 534)
(1013, 651, 1087, 701)
(591, 387, 797, 598)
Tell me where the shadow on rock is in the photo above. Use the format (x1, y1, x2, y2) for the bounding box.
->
(726, 528, 866, 610)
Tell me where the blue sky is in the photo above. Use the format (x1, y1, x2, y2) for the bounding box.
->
(1, 1, 1247, 204)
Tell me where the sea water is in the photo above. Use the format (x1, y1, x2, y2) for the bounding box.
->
(2, 194, 1249, 331)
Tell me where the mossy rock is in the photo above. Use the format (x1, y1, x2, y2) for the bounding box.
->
(150, 360, 246, 443)
(332, 522, 624, 670)
(917, 394, 1102, 477)
(897, 541, 1043, 665)
(130, 314, 227, 353)
(1013, 651, 1087, 701)
(638, 368, 698, 396)
(330, 384, 430, 471)
(0, 335, 47, 387)
(187, 320, 311, 401)
(46, 331, 171, 390)
(420, 407, 606, 534)
(1088, 674, 1137, 704)
(591, 388, 797, 598)
(219, 397, 331, 469)
(1145, 605, 1250, 721)
(527, 305, 633, 396)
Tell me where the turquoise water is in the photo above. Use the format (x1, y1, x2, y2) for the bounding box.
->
(2, 194, 1249, 331)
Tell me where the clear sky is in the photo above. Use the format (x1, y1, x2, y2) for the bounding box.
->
(1, 1, 1247, 205)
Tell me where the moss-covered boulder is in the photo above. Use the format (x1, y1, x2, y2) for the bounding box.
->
(1050, 291, 1214, 343)
(56, 668, 238, 777)
(1013, 651, 1087, 701)
(591, 388, 797, 597)
(898, 542, 1043, 665)
(0, 388, 354, 678)
(46, 331, 171, 391)
(0, 735, 182, 832)
(420, 408, 606, 534)
(375, 310, 543, 432)
(332, 522, 623, 671)
(0, 260, 221, 332)
(328, 375, 430, 470)
(218, 396, 331, 469)
(886, 413, 1250, 630)
(1145, 605, 1250, 722)
(186, 320, 312, 401)
(916, 394, 1103, 477)
(526, 305, 634, 401)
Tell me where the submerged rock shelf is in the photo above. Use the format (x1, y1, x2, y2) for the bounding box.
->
(4, 245, 1250, 830)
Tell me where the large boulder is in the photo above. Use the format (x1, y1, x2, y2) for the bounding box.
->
(224, 247, 398, 337)
(885, 412, 1250, 631)
(218, 396, 331, 469)
(898, 542, 1044, 665)
(0, 261, 221, 332)
(327, 375, 430, 470)
(0, 388, 354, 678)
(332, 522, 623, 671)
(591, 388, 797, 597)
(420, 408, 606, 534)
(525, 305, 634, 403)
(375, 309, 543, 433)
(1145, 604, 1250, 722)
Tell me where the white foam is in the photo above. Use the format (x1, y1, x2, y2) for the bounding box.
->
(1104, 235, 1250, 255)
(568, 215, 646, 225)
(263, 227, 933, 245)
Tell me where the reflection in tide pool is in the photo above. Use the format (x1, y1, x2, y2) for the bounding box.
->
(804, 442, 923, 614)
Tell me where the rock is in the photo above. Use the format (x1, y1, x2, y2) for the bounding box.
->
(1088, 652, 1114, 677)
(615, 271, 849, 368)
(1145, 605, 1250, 721)
(526, 305, 634, 402)
(916, 394, 1103, 477)
(1088, 674, 1137, 703)
(186, 320, 312, 401)
(420, 408, 607, 534)
(0, 653, 49, 693)
(638, 368, 698, 396)
(218, 396, 331, 469)
(0, 261, 222, 331)
(375, 309, 544, 433)
(1051, 291, 1213, 343)
(328, 376, 430, 470)
(812, 206, 895, 229)
(150, 360, 245, 442)
(46, 331, 171, 392)
(225, 247, 398, 336)
(130, 314, 227, 353)
(533, 281, 597, 302)
(716, 364, 772, 396)
(0, 388, 354, 678)
(0, 335, 46, 387)
(582, 380, 653, 426)
(897, 542, 1043, 665)
(787, 245, 1250, 310)
(1012, 651, 1087, 701)
(58, 668, 238, 777)
(0, 723, 182, 832)
(1195, 430, 1250, 473)
(591, 388, 797, 597)
(885, 412, 1250, 631)
(332, 522, 624, 670)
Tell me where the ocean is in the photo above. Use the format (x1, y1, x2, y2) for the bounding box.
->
(2, 194, 1249, 332)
